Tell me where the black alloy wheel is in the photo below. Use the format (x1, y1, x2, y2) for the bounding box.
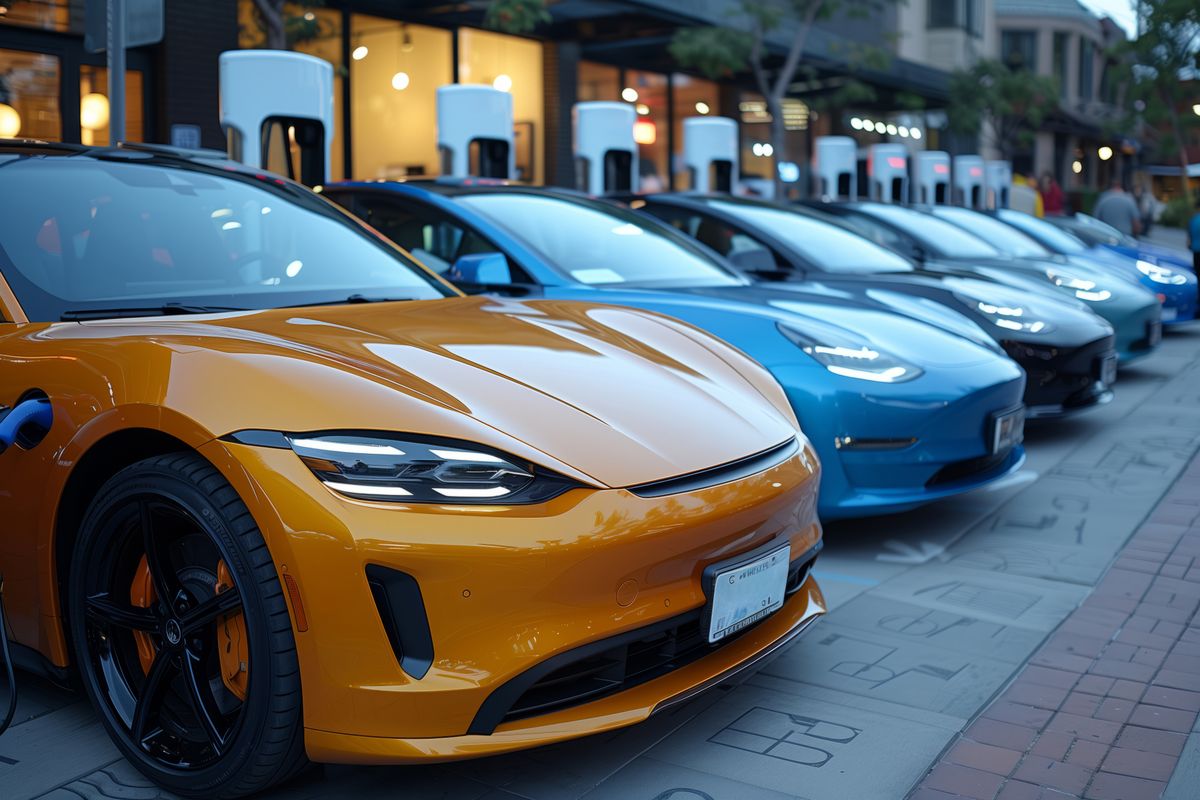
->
(68, 452, 307, 798)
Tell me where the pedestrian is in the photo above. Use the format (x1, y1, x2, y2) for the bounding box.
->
(1133, 180, 1157, 236)
(1093, 179, 1142, 237)
(1010, 175, 1043, 216)
(1040, 171, 1065, 215)
(1188, 195, 1200, 274)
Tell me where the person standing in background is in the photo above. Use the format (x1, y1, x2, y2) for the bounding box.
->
(1094, 180, 1142, 237)
(1040, 172, 1066, 215)
(1133, 180, 1157, 236)
(1011, 175, 1044, 216)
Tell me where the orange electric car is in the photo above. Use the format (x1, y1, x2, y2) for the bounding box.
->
(0, 141, 825, 798)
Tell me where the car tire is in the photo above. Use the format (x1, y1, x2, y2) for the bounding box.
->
(67, 452, 308, 799)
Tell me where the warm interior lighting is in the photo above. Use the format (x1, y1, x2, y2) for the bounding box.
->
(621, 87, 638, 102)
(352, 45, 369, 61)
(633, 119, 656, 145)
(391, 71, 410, 91)
(0, 103, 21, 138)
(80, 93, 110, 131)
(695, 101, 710, 114)
(1072, 160, 1083, 174)
(1098, 146, 1113, 161)
(492, 73, 513, 92)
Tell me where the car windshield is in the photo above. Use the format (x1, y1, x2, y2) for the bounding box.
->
(996, 209, 1087, 253)
(0, 155, 450, 321)
(706, 200, 913, 273)
(458, 193, 743, 287)
(931, 207, 1051, 258)
(857, 204, 1001, 259)
(1071, 214, 1132, 246)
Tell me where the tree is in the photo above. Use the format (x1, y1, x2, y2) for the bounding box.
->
(244, 1, 328, 50)
(946, 59, 1058, 162)
(669, 0, 893, 197)
(485, 0, 552, 34)
(1117, 0, 1199, 201)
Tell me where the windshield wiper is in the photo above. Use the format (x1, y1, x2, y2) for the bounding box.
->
(61, 302, 247, 321)
(282, 294, 419, 309)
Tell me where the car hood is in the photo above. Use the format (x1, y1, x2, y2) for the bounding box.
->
(59, 296, 800, 488)
(545, 284, 1007, 369)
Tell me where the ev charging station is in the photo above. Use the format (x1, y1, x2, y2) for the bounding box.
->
(684, 117, 738, 194)
(953, 155, 986, 209)
(912, 151, 951, 205)
(985, 160, 1012, 209)
(219, 50, 334, 187)
(812, 136, 858, 200)
(437, 84, 514, 180)
(573, 102, 637, 195)
(867, 144, 909, 203)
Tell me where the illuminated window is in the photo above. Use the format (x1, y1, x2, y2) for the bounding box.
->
(671, 73, 719, 189)
(623, 69, 666, 192)
(458, 28, 544, 183)
(0, 48, 60, 141)
(351, 15, 451, 180)
(78, 65, 143, 146)
(578, 61, 619, 102)
(0, 0, 74, 32)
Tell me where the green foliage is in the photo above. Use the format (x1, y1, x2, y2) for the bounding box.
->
(947, 59, 1059, 159)
(243, 1, 329, 50)
(668, 27, 754, 80)
(1160, 196, 1195, 228)
(1112, 0, 1199, 198)
(484, 0, 551, 35)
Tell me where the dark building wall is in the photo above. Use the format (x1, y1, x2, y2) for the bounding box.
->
(544, 40, 580, 188)
(158, 0, 238, 148)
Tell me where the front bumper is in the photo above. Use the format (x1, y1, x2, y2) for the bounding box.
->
(773, 361, 1027, 519)
(1003, 334, 1117, 418)
(204, 438, 824, 761)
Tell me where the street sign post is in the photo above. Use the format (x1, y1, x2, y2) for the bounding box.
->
(84, 0, 163, 144)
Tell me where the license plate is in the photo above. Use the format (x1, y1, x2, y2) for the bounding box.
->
(1097, 353, 1118, 386)
(1161, 307, 1178, 322)
(991, 407, 1025, 453)
(1148, 320, 1163, 346)
(705, 545, 790, 643)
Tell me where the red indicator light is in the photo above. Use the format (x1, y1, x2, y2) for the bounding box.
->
(887, 156, 906, 169)
(934, 163, 949, 174)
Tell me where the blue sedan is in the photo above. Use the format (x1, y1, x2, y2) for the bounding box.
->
(1045, 212, 1197, 275)
(992, 208, 1197, 325)
(324, 180, 1027, 520)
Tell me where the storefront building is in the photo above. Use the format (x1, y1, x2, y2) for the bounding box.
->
(2, 0, 958, 193)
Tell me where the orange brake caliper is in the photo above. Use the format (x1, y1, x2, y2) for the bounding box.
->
(129, 556, 249, 701)
(214, 561, 249, 701)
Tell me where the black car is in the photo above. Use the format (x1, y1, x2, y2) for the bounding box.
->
(627, 193, 1118, 419)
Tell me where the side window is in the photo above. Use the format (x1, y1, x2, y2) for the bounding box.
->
(348, 195, 530, 282)
(693, 215, 781, 270)
(641, 206, 704, 239)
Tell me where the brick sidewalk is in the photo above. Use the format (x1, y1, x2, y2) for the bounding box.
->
(911, 453, 1200, 800)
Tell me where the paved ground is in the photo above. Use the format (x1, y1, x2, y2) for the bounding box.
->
(4, 324, 1200, 800)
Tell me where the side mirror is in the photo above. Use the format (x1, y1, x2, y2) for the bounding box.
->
(910, 243, 928, 263)
(448, 252, 512, 286)
(728, 249, 778, 274)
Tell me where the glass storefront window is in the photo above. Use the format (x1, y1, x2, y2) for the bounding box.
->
(0, 0, 76, 32)
(0, 48, 60, 140)
(458, 27, 544, 184)
(238, 1, 345, 180)
(78, 65, 143, 146)
(739, 91, 775, 184)
(351, 16, 451, 180)
(578, 60, 618, 103)
(623, 69, 666, 192)
(671, 73, 719, 190)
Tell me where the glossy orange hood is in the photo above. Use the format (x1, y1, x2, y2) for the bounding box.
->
(52, 296, 799, 487)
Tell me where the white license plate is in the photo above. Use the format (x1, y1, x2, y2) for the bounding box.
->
(707, 545, 790, 643)
(1161, 307, 1178, 322)
(1098, 354, 1118, 386)
(1148, 320, 1163, 345)
(991, 407, 1025, 453)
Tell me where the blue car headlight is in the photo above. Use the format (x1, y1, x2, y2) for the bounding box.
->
(1136, 259, 1187, 285)
(1045, 268, 1113, 302)
(954, 293, 1055, 334)
(778, 323, 923, 383)
(288, 434, 578, 503)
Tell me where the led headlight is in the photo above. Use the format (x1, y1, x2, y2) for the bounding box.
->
(1045, 268, 1112, 302)
(1136, 259, 1187, 285)
(954, 293, 1055, 334)
(778, 323, 922, 383)
(288, 433, 578, 503)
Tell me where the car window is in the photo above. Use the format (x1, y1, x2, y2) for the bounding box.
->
(458, 193, 744, 288)
(347, 194, 528, 281)
(831, 213, 911, 252)
(706, 201, 913, 273)
(931, 207, 1051, 258)
(856, 204, 1001, 259)
(0, 158, 449, 321)
(996, 209, 1087, 253)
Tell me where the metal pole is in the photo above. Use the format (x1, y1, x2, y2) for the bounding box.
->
(107, 0, 126, 144)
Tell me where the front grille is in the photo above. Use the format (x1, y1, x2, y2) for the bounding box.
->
(468, 544, 820, 734)
(926, 450, 1012, 488)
